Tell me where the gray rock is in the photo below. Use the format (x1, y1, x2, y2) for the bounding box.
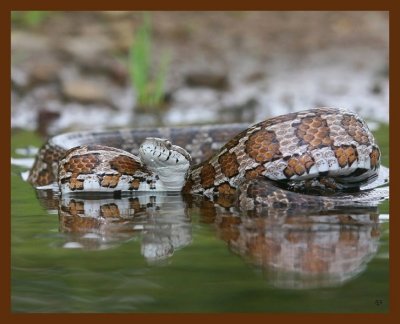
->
(11, 31, 51, 53)
(60, 35, 113, 64)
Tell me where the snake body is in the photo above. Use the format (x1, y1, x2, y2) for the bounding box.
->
(28, 107, 387, 207)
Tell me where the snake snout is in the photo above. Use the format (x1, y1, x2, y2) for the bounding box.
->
(139, 137, 191, 168)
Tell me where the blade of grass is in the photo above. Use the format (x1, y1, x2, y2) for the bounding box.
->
(153, 52, 171, 105)
(129, 12, 170, 108)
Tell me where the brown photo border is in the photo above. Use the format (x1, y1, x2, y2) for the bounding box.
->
(2, 0, 397, 323)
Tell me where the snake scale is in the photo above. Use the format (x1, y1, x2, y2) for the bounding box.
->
(28, 107, 389, 209)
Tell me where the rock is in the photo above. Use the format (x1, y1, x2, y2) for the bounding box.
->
(370, 82, 382, 95)
(109, 20, 135, 52)
(11, 31, 51, 54)
(81, 58, 129, 86)
(185, 71, 229, 90)
(29, 60, 61, 84)
(60, 35, 113, 64)
(11, 67, 29, 92)
(37, 109, 61, 137)
(245, 71, 266, 83)
(12, 59, 61, 92)
(61, 79, 109, 104)
(104, 61, 129, 86)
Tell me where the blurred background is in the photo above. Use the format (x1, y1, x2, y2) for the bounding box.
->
(11, 11, 389, 137)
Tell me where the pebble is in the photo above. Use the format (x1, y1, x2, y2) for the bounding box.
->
(61, 35, 113, 63)
(29, 60, 61, 84)
(185, 71, 229, 90)
(11, 31, 51, 53)
(61, 79, 109, 103)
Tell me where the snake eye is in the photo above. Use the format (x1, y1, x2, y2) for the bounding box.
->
(164, 140, 172, 149)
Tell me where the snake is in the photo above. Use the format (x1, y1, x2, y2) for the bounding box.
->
(27, 107, 389, 208)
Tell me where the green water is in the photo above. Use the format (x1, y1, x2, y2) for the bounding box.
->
(11, 127, 389, 313)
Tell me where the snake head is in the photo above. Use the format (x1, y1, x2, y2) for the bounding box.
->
(139, 138, 191, 191)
